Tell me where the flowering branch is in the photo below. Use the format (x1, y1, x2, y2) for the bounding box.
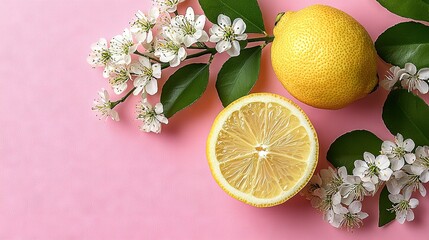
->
(88, 0, 273, 133)
(303, 133, 429, 229)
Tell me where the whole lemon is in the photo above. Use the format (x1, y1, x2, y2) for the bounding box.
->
(271, 5, 378, 109)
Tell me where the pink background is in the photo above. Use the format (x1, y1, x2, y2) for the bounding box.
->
(1, 0, 429, 239)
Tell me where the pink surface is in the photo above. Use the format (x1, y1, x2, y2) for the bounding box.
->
(1, 0, 428, 239)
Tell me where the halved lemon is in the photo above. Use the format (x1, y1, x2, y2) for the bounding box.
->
(207, 93, 318, 207)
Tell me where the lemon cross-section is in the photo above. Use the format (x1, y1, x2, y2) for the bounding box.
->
(207, 93, 318, 207)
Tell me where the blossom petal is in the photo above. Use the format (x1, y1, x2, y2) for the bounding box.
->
(406, 210, 415, 222)
(358, 212, 369, 220)
(381, 141, 396, 154)
(331, 192, 341, 205)
(133, 85, 144, 96)
(404, 153, 416, 164)
(420, 170, 429, 183)
(199, 31, 209, 43)
(354, 160, 367, 169)
(232, 18, 246, 34)
(139, 56, 151, 68)
(113, 83, 128, 94)
(390, 158, 404, 171)
(169, 56, 180, 67)
(147, 30, 153, 43)
(156, 115, 168, 124)
(386, 179, 402, 195)
(136, 31, 147, 43)
(409, 198, 419, 208)
(353, 167, 366, 178)
(396, 210, 407, 224)
(216, 40, 232, 53)
(337, 166, 348, 180)
(195, 15, 206, 29)
(419, 183, 426, 197)
(404, 187, 413, 200)
(405, 63, 417, 75)
(418, 68, 429, 79)
(146, 79, 158, 95)
(416, 80, 429, 94)
(184, 35, 197, 47)
(363, 152, 375, 163)
(185, 7, 195, 22)
(388, 194, 403, 204)
(348, 201, 362, 214)
(154, 103, 164, 114)
(403, 139, 415, 152)
(218, 14, 231, 27)
(333, 204, 348, 214)
(330, 214, 343, 228)
(379, 168, 393, 181)
(235, 33, 247, 41)
(152, 64, 161, 79)
(110, 110, 120, 121)
(209, 34, 222, 43)
(227, 41, 240, 57)
(375, 155, 390, 169)
(178, 47, 187, 60)
(363, 181, 376, 192)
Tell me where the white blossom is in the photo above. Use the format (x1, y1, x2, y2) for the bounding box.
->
(209, 14, 247, 57)
(414, 146, 429, 174)
(340, 174, 375, 204)
(130, 8, 159, 44)
(353, 152, 393, 184)
(130, 56, 161, 96)
(322, 191, 342, 226)
(108, 65, 131, 94)
(394, 165, 429, 197)
(381, 66, 406, 90)
(400, 63, 429, 94)
(381, 133, 416, 171)
(154, 28, 187, 67)
(136, 100, 168, 133)
(110, 29, 138, 65)
(153, 0, 185, 13)
(170, 7, 209, 47)
(330, 201, 369, 229)
(87, 38, 115, 78)
(319, 167, 343, 194)
(92, 89, 119, 121)
(388, 188, 419, 224)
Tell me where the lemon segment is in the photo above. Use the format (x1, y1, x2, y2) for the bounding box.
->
(207, 93, 318, 207)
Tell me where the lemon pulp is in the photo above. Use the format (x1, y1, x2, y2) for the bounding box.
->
(207, 93, 318, 207)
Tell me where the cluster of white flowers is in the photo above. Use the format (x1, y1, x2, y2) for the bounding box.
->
(88, 0, 248, 133)
(382, 63, 429, 94)
(303, 133, 429, 229)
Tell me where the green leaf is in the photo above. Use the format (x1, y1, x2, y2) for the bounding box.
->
(376, 0, 429, 22)
(161, 63, 209, 118)
(216, 47, 262, 107)
(375, 22, 429, 69)
(327, 130, 382, 173)
(379, 186, 395, 227)
(382, 89, 429, 147)
(198, 0, 265, 33)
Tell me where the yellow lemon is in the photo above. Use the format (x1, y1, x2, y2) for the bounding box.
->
(206, 93, 318, 207)
(271, 5, 378, 109)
